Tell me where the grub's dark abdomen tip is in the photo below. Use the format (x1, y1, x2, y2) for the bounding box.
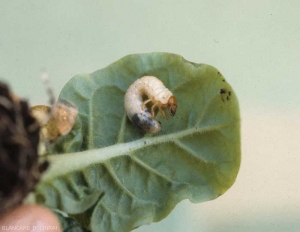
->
(131, 113, 161, 133)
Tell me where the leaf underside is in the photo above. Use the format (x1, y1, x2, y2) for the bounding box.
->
(35, 53, 241, 232)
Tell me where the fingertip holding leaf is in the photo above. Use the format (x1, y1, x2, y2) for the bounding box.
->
(35, 53, 241, 231)
(0, 205, 61, 231)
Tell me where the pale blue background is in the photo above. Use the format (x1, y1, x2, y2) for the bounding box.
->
(1, 1, 300, 231)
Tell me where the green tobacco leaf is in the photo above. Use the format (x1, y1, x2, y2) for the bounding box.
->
(55, 212, 86, 232)
(35, 53, 241, 232)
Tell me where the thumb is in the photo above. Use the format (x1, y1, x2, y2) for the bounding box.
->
(0, 204, 61, 232)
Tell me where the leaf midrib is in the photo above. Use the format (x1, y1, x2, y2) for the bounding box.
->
(42, 122, 230, 182)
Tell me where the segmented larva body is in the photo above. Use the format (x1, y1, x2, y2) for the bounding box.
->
(124, 76, 177, 133)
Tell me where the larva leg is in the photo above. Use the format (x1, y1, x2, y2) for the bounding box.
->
(159, 107, 168, 119)
(151, 102, 158, 118)
(142, 99, 152, 110)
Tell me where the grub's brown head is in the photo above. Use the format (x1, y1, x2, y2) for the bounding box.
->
(167, 96, 177, 117)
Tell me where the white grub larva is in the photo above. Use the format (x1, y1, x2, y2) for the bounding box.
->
(124, 76, 177, 133)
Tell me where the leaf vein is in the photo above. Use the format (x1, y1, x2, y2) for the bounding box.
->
(117, 114, 127, 143)
(173, 139, 212, 164)
(103, 163, 136, 198)
(103, 162, 159, 207)
(195, 94, 220, 127)
(131, 156, 178, 184)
